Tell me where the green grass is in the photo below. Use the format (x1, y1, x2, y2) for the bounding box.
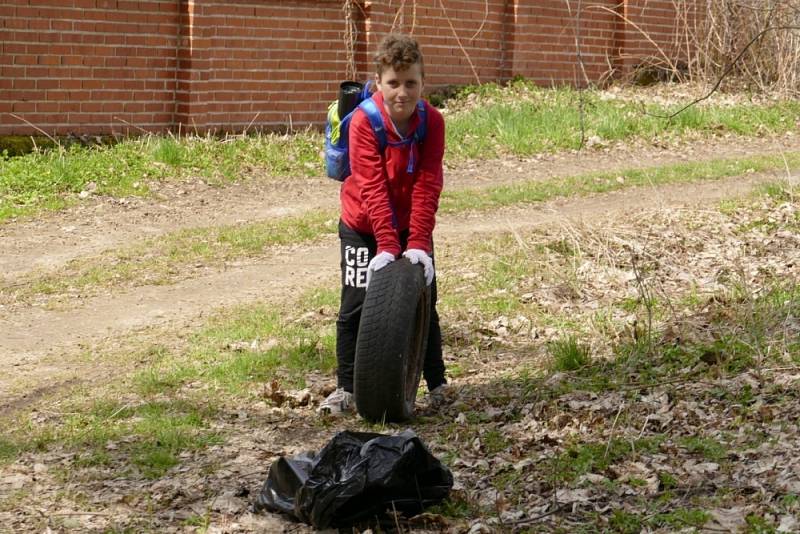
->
(437, 185, 799, 400)
(746, 514, 778, 533)
(0, 130, 322, 221)
(299, 286, 340, 310)
(0, 437, 18, 463)
(2, 397, 221, 479)
(183, 514, 211, 529)
(482, 429, 510, 454)
(134, 300, 336, 398)
(577, 280, 800, 392)
(658, 471, 679, 490)
(609, 510, 643, 534)
(153, 137, 186, 167)
(0, 288, 337, 469)
(4, 81, 800, 222)
(444, 81, 800, 160)
(0, 489, 30, 514)
(426, 495, 475, 519)
(651, 508, 711, 530)
(679, 436, 729, 462)
(0, 143, 158, 220)
(440, 151, 800, 213)
(551, 436, 665, 482)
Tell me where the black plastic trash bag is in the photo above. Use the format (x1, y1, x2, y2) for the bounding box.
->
(254, 429, 453, 529)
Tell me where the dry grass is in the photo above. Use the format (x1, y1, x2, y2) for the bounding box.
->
(676, 0, 800, 94)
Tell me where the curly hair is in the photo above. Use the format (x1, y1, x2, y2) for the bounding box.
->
(374, 34, 425, 77)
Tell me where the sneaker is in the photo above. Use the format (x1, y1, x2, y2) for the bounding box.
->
(318, 388, 353, 416)
(428, 383, 453, 408)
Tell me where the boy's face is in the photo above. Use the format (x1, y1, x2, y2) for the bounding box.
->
(375, 63, 424, 124)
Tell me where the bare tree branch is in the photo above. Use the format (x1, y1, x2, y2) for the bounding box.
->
(654, 24, 800, 120)
(575, 0, 587, 149)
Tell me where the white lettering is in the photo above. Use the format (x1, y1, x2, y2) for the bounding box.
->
(345, 245, 356, 266)
(356, 267, 368, 288)
(356, 248, 369, 267)
(344, 246, 370, 288)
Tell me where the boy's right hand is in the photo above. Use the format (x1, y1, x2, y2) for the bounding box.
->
(366, 251, 395, 288)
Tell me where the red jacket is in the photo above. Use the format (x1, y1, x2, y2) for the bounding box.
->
(340, 91, 445, 256)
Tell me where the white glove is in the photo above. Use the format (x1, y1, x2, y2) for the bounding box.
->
(403, 248, 434, 286)
(366, 251, 395, 288)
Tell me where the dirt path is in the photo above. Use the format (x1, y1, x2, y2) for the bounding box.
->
(1, 134, 797, 410)
(0, 168, 785, 409)
(1, 135, 794, 279)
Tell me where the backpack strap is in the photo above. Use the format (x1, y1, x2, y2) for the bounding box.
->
(360, 80, 374, 101)
(359, 97, 427, 151)
(358, 98, 388, 152)
(413, 100, 427, 143)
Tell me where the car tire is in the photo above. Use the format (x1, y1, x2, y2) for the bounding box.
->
(354, 258, 430, 422)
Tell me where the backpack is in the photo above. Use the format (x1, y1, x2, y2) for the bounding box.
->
(325, 81, 428, 181)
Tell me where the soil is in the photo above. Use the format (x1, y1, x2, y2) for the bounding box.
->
(0, 133, 799, 533)
(0, 134, 796, 410)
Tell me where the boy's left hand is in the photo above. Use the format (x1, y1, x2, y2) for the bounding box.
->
(403, 249, 434, 286)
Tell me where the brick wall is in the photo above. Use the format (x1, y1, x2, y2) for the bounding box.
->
(363, 0, 508, 86)
(510, 0, 620, 85)
(174, 1, 349, 133)
(1, 0, 693, 136)
(623, 0, 697, 71)
(1, 0, 180, 135)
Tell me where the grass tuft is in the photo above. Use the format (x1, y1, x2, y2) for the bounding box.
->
(549, 336, 591, 372)
(153, 137, 185, 167)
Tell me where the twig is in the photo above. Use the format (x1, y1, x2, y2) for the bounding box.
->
(637, 413, 652, 440)
(35, 410, 83, 417)
(572, 0, 587, 149)
(50, 512, 110, 517)
(391, 0, 407, 33)
(615, 375, 714, 391)
(470, 0, 489, 41)
(244, 112, 261, 135)
(390, 500, 404, 533)
(10, 114, 63, 153)
(438, 0, 481, 84)
(567, 370, 705, 391)
(761, 366, 800, 372)
(604, 401, 625, 460)
(652, 25, 800, 120)
(509, 503, 567, 528)
(776, 145, 798, 201)
(587, 5, 679, 77)
(113, 116, 152, 135)
(506, 218, 530, 257)
(630, 251, 654, 354)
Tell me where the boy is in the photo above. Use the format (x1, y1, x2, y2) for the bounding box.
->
(319, 34, 448, 415)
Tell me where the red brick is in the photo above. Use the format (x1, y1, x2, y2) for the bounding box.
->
(14, 79, 36, 90)
(0, 65, 25, 78)
(13, 78, 36, 90)
(1, 0, 687, 134)
(12, 101, 36, 113)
